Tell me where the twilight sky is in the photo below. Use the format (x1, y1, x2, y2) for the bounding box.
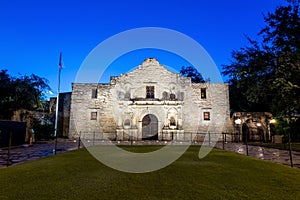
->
(0, 0, 287, 97)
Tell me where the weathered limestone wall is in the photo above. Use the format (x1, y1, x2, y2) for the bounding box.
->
(182, 83, 231, 134)
(111, 58, 188, 100)
(69, 83, 117, 139)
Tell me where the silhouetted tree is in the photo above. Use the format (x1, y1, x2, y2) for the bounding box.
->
(222, 0, 300, 141)
(180, 66, 205, 83)
(0, 70, 51, 119)
(222, 1, 300, 117)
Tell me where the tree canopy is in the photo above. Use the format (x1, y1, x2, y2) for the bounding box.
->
(0, 70, 51, 119)
(222, 1, 300, 118)
(180, 66, 205, 83)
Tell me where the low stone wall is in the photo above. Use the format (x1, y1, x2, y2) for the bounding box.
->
(0, 120, 26, 147)
(272, 135, 283, 144)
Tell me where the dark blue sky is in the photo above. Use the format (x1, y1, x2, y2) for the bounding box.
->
(0, 0, 286, 97)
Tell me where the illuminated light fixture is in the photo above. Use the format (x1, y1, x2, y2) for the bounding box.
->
(270, 119, 276, 124)
(234, 118, 242, 125)
(256, 122, 262, 127)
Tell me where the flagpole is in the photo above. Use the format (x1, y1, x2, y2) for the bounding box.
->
(54, 52, 62, 155)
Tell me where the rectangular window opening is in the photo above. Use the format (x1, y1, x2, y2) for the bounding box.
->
(203, 112, 210, 121)
(146, 86, 155, 98)
(92, 89, 97, 98)
(91, 112, 97, 120)
(201, 88, 206, 99)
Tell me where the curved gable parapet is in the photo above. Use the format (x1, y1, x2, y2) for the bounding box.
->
(112, 58, 185, 84)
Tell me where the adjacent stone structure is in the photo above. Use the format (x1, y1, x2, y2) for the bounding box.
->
(69, 58, 231, 140)
(11, 109, 54, 142)
(232, 112, 274, 142)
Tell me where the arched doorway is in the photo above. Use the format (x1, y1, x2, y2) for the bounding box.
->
(142, 114, 158, 140)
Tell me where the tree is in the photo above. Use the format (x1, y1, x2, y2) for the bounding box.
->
(222, 39, 274, 112)
(222, 0, 300, 141)
(0, 70, 51, 119)
(222, 1, 300, 116)
(0, 70, 13, 118)
(180, 66, 205, 83)
(260, 1, 300, 117)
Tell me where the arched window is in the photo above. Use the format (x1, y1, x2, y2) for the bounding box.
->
(124, 119, 131, 127)
(124, 91, 130, 100)
(118, 91, 125, 100)
(179, 92, 184, 100)
(170, 117, 176, 126)
(162, 91, 168, 100)
(170, 93, 176, 100)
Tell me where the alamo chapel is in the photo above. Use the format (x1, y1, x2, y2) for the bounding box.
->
(69, 58, 231, 141)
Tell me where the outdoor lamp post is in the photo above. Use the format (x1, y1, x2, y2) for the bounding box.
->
(256, 122, 262, 143)
(235, 118, 249, 156)
(234, 118, 241, 142)
(269, 119, 275, 142)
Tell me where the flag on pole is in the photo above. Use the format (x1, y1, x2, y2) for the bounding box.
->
(59, 52, 63, 69)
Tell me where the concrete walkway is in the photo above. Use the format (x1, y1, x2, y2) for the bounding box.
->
(0, 139, 79, 168)
(215, 142, 300, 168)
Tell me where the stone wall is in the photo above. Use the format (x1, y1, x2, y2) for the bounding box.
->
(49, 97, 56, 114)
(232, 112, 273, 142)
(11, 109, 54, 141)
(0, 120, 26, 147)
(69, 83, 117, 139)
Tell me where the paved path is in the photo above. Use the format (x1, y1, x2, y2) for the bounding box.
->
(215, 142, 300, 168)
(0, 139, 79, 168)
(1, 139, 299, 169)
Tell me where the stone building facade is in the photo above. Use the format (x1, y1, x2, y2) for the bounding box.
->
(232, 112, 274, 142)
(69, 58, 231, 141)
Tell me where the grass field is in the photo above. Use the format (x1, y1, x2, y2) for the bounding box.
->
(0, 146, 300, 200)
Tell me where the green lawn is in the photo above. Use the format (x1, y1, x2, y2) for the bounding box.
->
(1, 146, 300, 200)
